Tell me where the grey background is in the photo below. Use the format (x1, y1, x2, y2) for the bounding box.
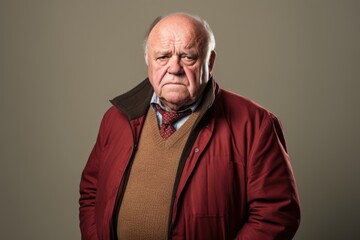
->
(1, 0, 359, 239)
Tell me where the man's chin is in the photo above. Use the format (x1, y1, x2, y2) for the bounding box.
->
(159, 95, 193, 111)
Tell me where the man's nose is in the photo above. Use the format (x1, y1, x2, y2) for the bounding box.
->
(167, 56, 184, 75)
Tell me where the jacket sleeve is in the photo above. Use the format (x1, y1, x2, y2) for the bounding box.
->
(236, 115, 301, 240)
(79, 111, 109, 240)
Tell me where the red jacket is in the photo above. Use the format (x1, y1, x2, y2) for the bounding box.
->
(79, 78, 300, 240)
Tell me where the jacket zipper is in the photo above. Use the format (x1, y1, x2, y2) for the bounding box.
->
(166, 111, 210, 240)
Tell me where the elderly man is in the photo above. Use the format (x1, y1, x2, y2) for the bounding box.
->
(79, 13, 300, 240)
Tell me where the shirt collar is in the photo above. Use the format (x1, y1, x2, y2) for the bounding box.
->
(150, 93, 202, 113)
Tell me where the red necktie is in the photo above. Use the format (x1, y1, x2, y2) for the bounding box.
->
(155, 104, 192, 139)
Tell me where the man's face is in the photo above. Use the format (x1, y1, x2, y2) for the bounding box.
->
(146, 15, 215, 111)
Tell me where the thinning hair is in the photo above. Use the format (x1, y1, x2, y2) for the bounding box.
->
(143, 12, 216, 65)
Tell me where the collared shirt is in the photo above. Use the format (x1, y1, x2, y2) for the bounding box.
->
(150, 93, 202, 131)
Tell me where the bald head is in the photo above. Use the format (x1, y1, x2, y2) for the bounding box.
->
(144, 13, 215, 65)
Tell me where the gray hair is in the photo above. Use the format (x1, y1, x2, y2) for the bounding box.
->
(143, 13, 216, 65)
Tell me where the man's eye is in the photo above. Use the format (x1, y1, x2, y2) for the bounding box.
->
(182, 55, 197, 63)
(157, 56, 168, 61)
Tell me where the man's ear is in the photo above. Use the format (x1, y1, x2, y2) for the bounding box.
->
(144, 52, 149, 65)
(208, 50, 216, 74)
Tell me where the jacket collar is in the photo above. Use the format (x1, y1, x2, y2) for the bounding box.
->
(110, 78, 154, 120)
(110, 77, 218, 120)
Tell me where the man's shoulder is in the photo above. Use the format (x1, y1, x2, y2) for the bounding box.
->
(100, 105, 129, 126)
(214, 87, 281, 138)
(217, 88, 274, 120)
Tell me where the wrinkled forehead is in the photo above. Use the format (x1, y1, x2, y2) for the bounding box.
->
(148, 16, 207, 51)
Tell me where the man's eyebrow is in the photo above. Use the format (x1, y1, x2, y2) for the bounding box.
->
(154, 50, 171, 56)
(180, 49, 199, 56)
(153, 49, 198, 56)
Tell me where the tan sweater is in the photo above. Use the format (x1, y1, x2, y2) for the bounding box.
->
(117, 108, 200, 240)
